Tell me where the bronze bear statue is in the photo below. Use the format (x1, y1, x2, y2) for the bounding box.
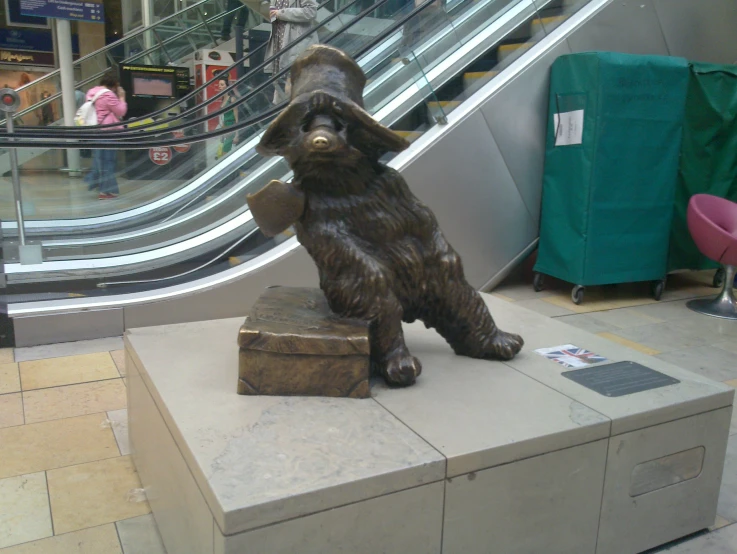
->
(248, 45, 523, 386)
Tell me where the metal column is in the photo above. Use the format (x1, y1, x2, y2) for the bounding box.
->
(56, 18, 81, 175)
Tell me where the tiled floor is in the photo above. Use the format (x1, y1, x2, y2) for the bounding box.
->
(0, 347, 165, 553)
(0, 268, 735, 552)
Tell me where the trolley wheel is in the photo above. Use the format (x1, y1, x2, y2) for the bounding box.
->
(571, 285, 585, 305)
(650, 278, 666, 301)
(713, 268, 725, 289)
(533, 272, 545, 292)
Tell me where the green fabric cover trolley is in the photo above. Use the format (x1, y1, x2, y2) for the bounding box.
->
(669, 62, 737, 289)
(533, 52, 690, 304)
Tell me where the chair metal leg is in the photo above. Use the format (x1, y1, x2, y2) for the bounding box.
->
(687, 265, 737, 320)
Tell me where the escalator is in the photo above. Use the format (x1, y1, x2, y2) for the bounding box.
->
(3, 0, 561, 279)
(0, 0, 268, 177)
(1, 0, 731, 346)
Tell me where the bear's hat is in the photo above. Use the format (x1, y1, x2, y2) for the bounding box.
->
(257, 45, 409, 158)
(289, 44, 367, 107)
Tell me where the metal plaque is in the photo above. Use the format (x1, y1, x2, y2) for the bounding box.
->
(561, 361, 680, 397)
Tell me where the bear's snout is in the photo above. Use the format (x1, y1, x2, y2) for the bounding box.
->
(304, 128, 344, 155)
(311, 134, 331, 150)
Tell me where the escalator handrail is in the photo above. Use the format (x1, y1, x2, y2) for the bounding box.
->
(1, 0, 462, 238)
(3, 0, 239, 124)
(7, 0, 540, 264)
(3, 0, 369, 136)
(2, 0, 522, 238)
(0, 0, 438, 147)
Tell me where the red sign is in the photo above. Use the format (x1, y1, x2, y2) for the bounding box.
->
(149, 146, 171, 165)
(172, 131, 190, 153)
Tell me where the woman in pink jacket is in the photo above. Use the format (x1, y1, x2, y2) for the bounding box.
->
(84, 74, 127, 199)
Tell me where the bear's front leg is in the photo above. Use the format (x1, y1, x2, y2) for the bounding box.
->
(369, 297, 422, 387)
(322, 265, 422, 386)
(306, 231, 422, 386)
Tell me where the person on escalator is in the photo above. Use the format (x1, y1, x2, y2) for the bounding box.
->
(220, 0, 262, 42)
(84, 74, 128, 200)
(264, 0, 318, 104)
(215, 74, 241, 159)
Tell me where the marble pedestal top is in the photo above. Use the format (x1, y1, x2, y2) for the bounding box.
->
(125, 294, 733, 536)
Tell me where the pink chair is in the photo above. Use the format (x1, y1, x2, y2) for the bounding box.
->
(686, 194, 737, 319)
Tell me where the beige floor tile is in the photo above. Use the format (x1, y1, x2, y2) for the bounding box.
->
(0, 413, 119, 480)
(725, 379, 737, 388)
(0, 524, 122, 554)
(544, 292, 660, 314)
(14, 338, 124, 363)
(19, 353, 118, 391)
(596, 332, 661, 356)
(0, 472, 52, 549)
(0, 394, 24, 429)
(491, 292, 515, 303)
(47, 456, 150, 535)
(710, 515, 732, 530)
(600, 296, 658, 309)
(0, 349, 13, 364)
(515, 298, 575, 317)
(23, 380, 127, 425)
(675, 284, 720, 298)
(542, 295, 611, 314)
(110, 350, 126, 377)
(588, 308, 664, 329)
(0, 363, 20, 395)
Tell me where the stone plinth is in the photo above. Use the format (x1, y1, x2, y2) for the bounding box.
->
(126, 295, 733, 554)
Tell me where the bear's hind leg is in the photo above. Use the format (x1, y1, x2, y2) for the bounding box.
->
(421, 232, 523, 360)
(425, 280, 523, 360)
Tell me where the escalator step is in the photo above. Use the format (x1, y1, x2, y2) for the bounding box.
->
(463, 70, 499, 94)
(394, 130, 423, 143)
(497, 42, 534, 62)
(531, 15, 567, 36)
(427, 101, 461, 112)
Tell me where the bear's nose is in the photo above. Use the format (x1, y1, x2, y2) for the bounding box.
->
(312, 136, 330, 150)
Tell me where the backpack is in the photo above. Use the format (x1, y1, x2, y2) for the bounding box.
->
(74, 89, 106, 126)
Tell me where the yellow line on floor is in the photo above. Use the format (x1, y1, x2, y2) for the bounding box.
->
(597, 332, 661, 356)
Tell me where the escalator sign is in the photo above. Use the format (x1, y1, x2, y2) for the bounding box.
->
(149, 146, 172, 165)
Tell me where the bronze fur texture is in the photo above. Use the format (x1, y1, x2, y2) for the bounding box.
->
(250, 45, 523, 386)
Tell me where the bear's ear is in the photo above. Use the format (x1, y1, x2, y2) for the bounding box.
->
(256, 103, 308, 157)
(341, 101, 410, 157)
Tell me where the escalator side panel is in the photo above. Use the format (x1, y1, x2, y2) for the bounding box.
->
(399, 113, 536, 290)
(565, 0, 669, 55)
(480, 39, 571, 227)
